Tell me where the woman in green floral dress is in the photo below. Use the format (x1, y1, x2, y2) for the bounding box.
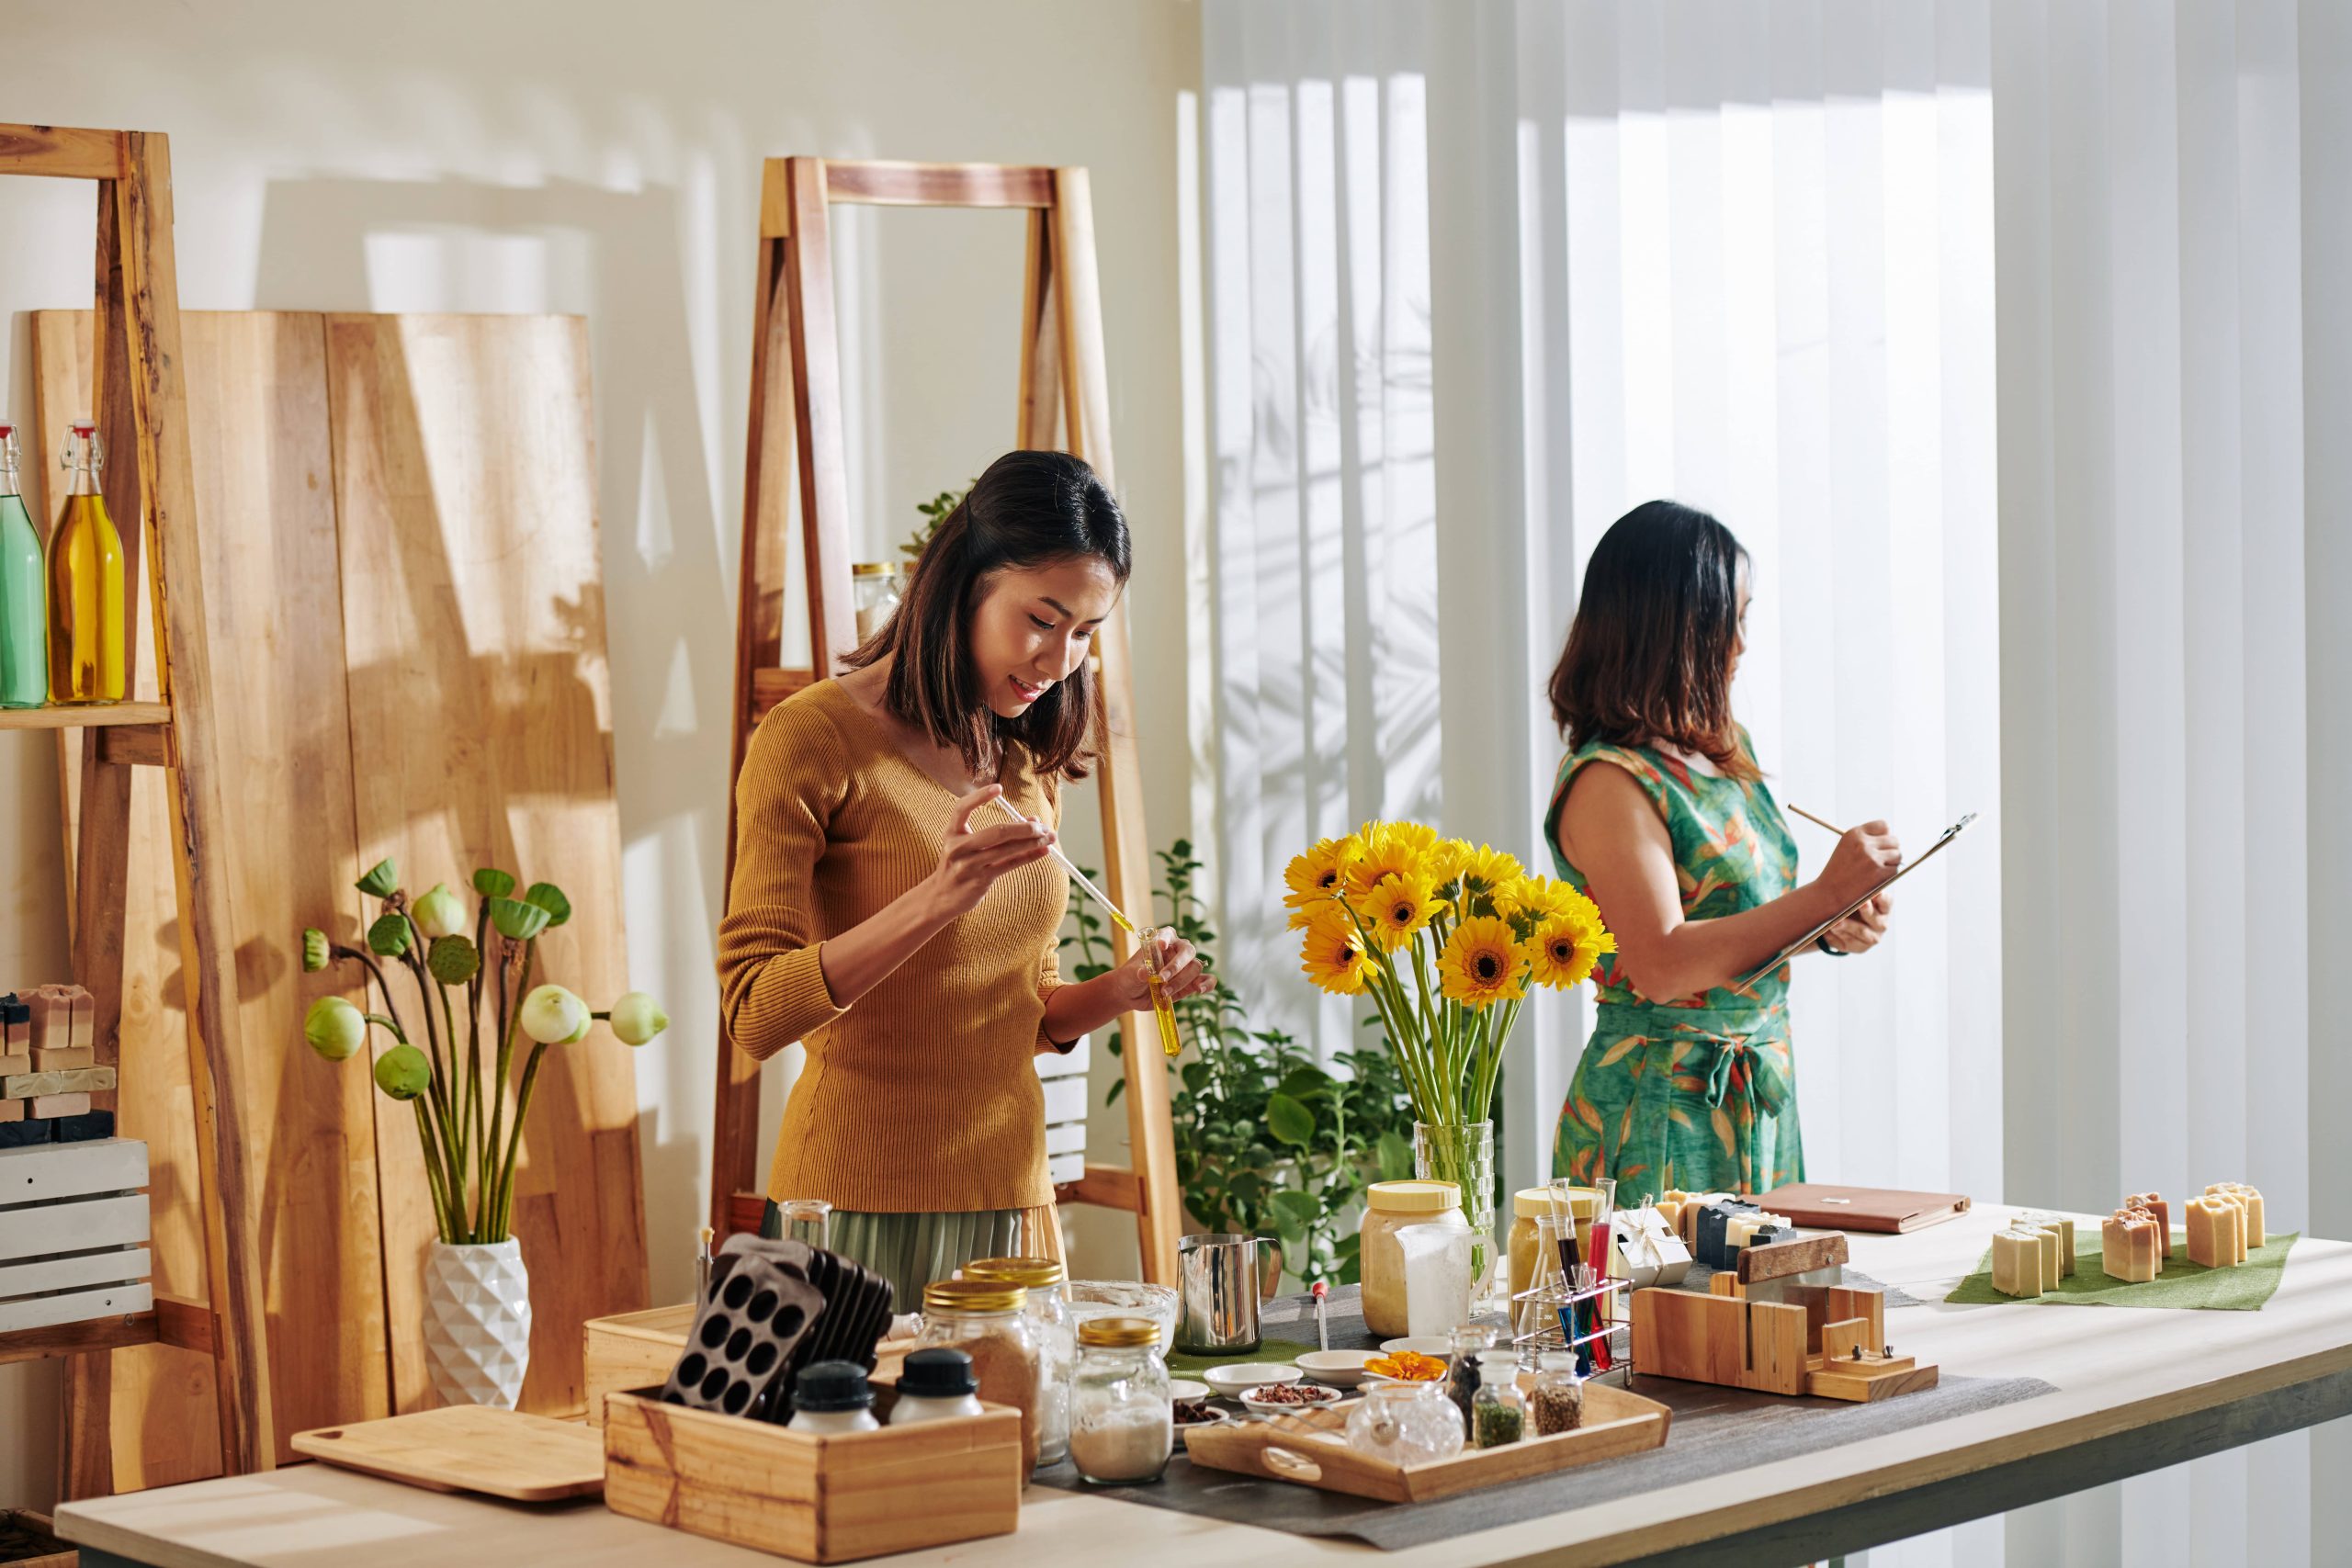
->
(1544, 502, 1902, 1199)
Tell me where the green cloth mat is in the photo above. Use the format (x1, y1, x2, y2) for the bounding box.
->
(1945, 1231, 2298, 1310)
(1167, 1337, 1321, 1377)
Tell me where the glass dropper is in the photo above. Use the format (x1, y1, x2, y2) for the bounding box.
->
(990, 795, 1184, 1058)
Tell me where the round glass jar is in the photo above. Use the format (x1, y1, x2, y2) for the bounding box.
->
(1068, 1315, 1171, 1485)
(959, 1256, 1073, 1466)
(1505, 1185, 1596, 1302)
(1359, 1179, 1461, 1337)
(852, 561, 906, 642)
(916, 1280, 1042, 1474)
(1345, 1378, 1465, 1465)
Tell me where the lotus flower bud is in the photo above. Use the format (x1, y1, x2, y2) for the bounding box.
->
(302, 928, 329, 973)
(519, 984, 589, 1045)
(303, 996, 367, 1062)
(373, 1043, 432, 1100)
(607, 992, 670, 1046)
(413, 882, 466, 940)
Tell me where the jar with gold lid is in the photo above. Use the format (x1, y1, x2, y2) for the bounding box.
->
(1506, 1185, 1597, 1303)
(1359, 1179, 1461, 1337)
(959, 1256, 1072, 1465)
(1069, 1315, 1171, 1485)
(916, 1280, 1042, 1474)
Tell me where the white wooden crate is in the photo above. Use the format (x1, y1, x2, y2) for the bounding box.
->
(1036, 1034, 1090, 1186)
(0, 1137, 154, 1332)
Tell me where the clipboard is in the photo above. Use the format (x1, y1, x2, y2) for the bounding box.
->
(1732, 811, 1978, 991)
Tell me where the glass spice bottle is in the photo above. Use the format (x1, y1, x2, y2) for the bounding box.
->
(1444, 1323, 1495, 1435)
(1068, 1315, 1171, 1485)
(960, 1255, 1074, 1467)
(1531, 1349, 1585, 1436)
(1471, 1350, 1526, 1448)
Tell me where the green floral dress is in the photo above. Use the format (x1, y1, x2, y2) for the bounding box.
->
(1545, 734, 1804, 1199)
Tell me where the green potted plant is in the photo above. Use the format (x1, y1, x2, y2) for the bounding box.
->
(298, 859, 667, 1407)
(1069, 841, 1415, 1292)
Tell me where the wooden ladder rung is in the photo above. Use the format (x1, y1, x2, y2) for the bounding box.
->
(0, 1312, 158, 1368)
(1057, 1164, 1143, 1213)
(0, 123, 129, 180)
(96, 723, 174, 768)
(0, 701, 171, 731)
(748, 666, 814, 724)
(153, 1294, 217, 1355)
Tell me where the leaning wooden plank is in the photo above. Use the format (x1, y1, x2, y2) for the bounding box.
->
(327, 312, 647, 1416)
(0, 1247, 153, 1300)
(0, 1137, 146, 1202)
(0, 1195, 150, 1262)
(0, 1281, 154, 1336)
(40, 308, 383, 1478)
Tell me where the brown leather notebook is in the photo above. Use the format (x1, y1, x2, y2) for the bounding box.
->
(1755, 1183, 1972, 1234)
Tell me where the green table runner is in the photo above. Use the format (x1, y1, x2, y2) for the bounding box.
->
(1945, 1232, 2298, 1310)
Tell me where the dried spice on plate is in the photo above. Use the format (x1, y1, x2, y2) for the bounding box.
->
(1364, 1350, 1447, 1382)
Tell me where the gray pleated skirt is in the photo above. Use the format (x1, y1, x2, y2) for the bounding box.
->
(760, 1201, 1064, 1314)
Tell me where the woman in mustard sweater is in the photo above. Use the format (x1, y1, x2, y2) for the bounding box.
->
(718, 450, 1207, 1304)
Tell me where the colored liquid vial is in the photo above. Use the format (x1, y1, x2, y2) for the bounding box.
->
(0, 423, 44, 707)
(47, 418, 125, 705)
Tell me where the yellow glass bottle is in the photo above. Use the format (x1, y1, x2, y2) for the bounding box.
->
(47, 418, 125, 705)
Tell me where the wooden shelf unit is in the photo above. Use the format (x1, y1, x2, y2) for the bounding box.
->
(0, 122, 273, 1496)
(711, 156, 1182, 1283)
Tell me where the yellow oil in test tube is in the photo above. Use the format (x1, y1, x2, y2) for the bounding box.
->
(1106, 908, 1183, 1058)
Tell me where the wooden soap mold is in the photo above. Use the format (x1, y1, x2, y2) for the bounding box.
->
(603, 1386, 1022, 1564)
(1182, 1379, 1672, 1504)
(1634, 1282, 1937, 1402)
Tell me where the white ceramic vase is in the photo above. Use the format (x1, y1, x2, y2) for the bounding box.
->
(422, 1238, 533, 1408)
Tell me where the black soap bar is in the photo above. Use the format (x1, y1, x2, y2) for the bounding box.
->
(1696, 1199, 1758, 1270)
(58, 1110, 115, 1142)
(0, 1119, 56, 1148)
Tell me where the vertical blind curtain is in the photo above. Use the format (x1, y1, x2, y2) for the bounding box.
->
(1196, 0, 1441, 1057)
(1198, 0, 2348, 1563)
(1993, 2, 2349, 1563)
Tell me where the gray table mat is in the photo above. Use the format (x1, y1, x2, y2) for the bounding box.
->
(1038, 1284, 2042, 1551)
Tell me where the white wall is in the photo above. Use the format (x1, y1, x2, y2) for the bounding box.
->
(0, 0, 1199, 1510)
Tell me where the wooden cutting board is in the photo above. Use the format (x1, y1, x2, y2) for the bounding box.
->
(1755, 1183, 1972, 1234)
(291, 1405, 605, 1500)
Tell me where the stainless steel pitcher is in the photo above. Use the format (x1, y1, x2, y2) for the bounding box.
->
(1174, 1233, 1261, 1355)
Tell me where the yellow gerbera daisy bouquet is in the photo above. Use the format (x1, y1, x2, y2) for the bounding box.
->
(1288, 823, 1612, 1128)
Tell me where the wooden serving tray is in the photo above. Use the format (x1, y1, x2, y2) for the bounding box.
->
(291, 1404, 605, 1500)
(1182, 1381, 1671, 1503)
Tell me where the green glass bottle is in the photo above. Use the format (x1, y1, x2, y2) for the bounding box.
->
(0, 422, 45, 708)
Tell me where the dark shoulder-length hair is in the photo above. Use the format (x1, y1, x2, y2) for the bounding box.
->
(1547, 499, 1758, 781)
(842, 448, 1131, 782)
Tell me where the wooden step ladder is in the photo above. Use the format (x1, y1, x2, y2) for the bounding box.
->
(0, 123, 274, 1495)
(711, 156, 1182, 1283)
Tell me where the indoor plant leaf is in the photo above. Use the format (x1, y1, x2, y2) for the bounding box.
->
(1276, 1066, 1331, 1100)
(1265, 1091, 1316, 1150)
(472, 867, 516, 898)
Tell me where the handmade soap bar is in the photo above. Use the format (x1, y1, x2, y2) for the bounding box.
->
(2018, 1213, 2076, 1277)
(30, 1092, 90, 1118)
(2, 1066, 115, 1100)
(1991, 1226, 2048, 1296)
(2205, 1183, 2264, 1249)
(57, 1109, 114, 1142)
(32, 1046, 93, 1071)
(0, 996, 27, 1054)
(0, 1120, 52, 1148)
(1655, 1191, 1690, 1238)
(2102, 1209, 2161, 1282)
(2123, 1192, 2170, 1271)
(1696, 1200, 1758, 1270)
(24, 985, 76, 1053)
(2185, 1194, 2245, 1268)
(0, 1097, 20, 1122)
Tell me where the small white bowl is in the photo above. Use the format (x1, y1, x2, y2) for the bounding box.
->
(1238, 1382, 1347, 1418)
(1168, 1378, 1211, 1403)
(1172, 1404, 1231, 1447)
(1295, 1348, 1380, 1389)
(1202, 1362, 1303, 1397)
(1379, 1336, 1453, 1358)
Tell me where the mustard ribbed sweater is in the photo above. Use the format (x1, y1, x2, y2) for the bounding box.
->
(718, 680, 1068, 1212)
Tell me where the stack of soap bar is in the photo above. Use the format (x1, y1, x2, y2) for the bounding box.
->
(2018, 1213, 2076, 1277)
(2185, 1193, 2247, 1267)
(1695, 1199, 1759, 1269)
(0, 995, 28, 1076)
(2101, 1209, 2162, 1282)
(2123, 1192, 2170, 1271)
(0, 985, 102, 1144)
(1991, 1224, 2051, 1296)
(2204, 1183, 2264, 1249)
(1655, 1190, 1691, 1239)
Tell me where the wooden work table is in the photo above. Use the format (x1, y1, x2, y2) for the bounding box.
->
(53, 1205, 2352, 1568)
